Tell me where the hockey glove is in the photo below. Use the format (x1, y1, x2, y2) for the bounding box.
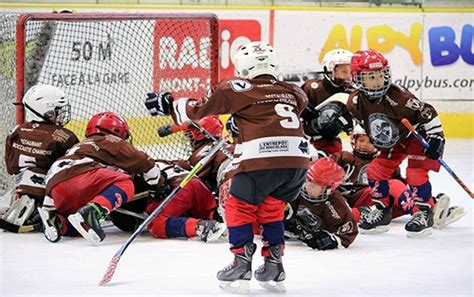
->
(226, 116, 240, 138)
(424, 134, 445, 160)
(303, 230, 339, 250)
(318, 113, 353, 140)
(145, 92, 173, 116)
(301, 103, 319, 122)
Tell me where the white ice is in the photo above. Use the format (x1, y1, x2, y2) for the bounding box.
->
(1, 139, 473, 297)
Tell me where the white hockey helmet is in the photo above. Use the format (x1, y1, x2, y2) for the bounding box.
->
(234, 41, 280, 79)
(321, 49, 353, 87)
(22, 84, 71, 126)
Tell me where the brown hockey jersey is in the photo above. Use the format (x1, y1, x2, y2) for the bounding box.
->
(5, 122, 79, 196)
(301, 78, 352, 137)
(332, 151, 405, 207)
(172, 76, 310, 174)
(45, 134, 156, 194)
(289, 191, 358, 248)
(347, 85, 442, 151)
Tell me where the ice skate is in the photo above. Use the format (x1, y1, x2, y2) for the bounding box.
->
(433, 193, 450, 229)
(196, 220, 227, 242)
(444, 206, 467, 226)
(359, 201, 391, 234)
(68, 203, 106, 244)
(217, 242, 256, 294)
(37, 207, 63, 243)
(406, 202, 434, 238)
(254, 244, 286, 293)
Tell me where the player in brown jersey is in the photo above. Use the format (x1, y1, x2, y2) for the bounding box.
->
(2, 84, 79, 233)
(145, 41, 310, 293)
(347, 49, 446, 238)
(332, 126, 415, 226)
(141, 160, 227, 242)
(38, 112, 161, 244)
(300, 49, 354, 154)
(173, 115, 230, 193)
(334, 126, 466, 231)
(284, 157, 358, 250)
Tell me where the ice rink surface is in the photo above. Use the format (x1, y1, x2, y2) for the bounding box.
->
(1, 139, 472, 297)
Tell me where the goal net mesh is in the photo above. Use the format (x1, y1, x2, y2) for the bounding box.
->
(0, 12, 219, 198)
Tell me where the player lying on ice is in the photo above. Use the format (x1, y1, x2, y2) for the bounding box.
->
(331, 125, 466, 231)
(284, 157, 358, 250)
(145, 41, 310, 293)
(110, 159, 227, 243)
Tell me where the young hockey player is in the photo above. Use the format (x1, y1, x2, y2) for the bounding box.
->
(144, 160, 226, 242)
(38, 112, 161, 244)
(173, 115, 230, 193)
(333, 126, 465, 230)
(2, 84, 79, 233)
(284, 157, 358, 250)
(347, 49, 448, 238)
(332, 126, 414, 225)
(300, 49, 354, 154)
(145, 41, 310, 293)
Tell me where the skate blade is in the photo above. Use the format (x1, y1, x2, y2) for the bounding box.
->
(258, 280, 286, 293)
(205, 223, 228, 242)
(219, 279, 250, 294)
(68, 213, 102, 245)
(37, 207, 60, 243)
(359, 225, 389, 234)
(444, 207, 467, 226)
(406, 227, 432, 238)
(433, 195, 450, 229)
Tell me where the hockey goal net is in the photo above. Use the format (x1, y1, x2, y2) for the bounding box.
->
(0, 12, 219, 200)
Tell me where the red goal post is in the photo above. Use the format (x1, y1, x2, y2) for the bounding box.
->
(0, 12, 219, 198)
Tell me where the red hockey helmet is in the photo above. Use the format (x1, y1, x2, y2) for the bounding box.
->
(351, 49, 391, 100)
(307, 157, 345, 191)
(186, 116, 224, 142)
(85, 112, 130, 139)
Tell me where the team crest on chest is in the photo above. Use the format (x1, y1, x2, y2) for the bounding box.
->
(368, 113, 399, 149)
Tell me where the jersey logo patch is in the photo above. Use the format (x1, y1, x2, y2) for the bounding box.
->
(368, 113, 400, 149)
(228, 79, 253, 92)
(315, 104, 341, 129)
(405, 98, 424, 111)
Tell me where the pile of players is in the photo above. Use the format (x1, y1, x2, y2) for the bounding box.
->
(1, 41, 467, 294)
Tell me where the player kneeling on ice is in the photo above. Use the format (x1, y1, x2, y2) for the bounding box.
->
(285, 157, 358, 250)
(347, 50, 450, 238)
(38, 112, 161, 244)
(2, 84, 79, 233)
(145, 41, 310, 293)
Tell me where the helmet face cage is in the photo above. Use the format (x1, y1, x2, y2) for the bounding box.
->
(322, 49, 353, 88)
(353, 68, 391, 99)
(351, 133, 378, 159)
(301, 184, 331, 203)
(23, 84, 70, 126)
(234, 41, 280, 80)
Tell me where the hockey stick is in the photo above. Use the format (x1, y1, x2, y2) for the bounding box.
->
(157, 121, 190, 137)
(314, 92, 349, 111)
(189, 119, 233, 159)
(401, 118, 474, 199)
(99, 136, 227, 286)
